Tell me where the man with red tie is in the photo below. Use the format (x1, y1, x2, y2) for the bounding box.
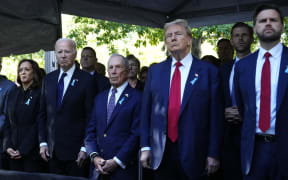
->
(140, 19, 223, 180)
(234, 4, 288, 180)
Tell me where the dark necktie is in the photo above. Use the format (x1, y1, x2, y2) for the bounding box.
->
(259, 52, 271, 132)
(57, 72, 67, 109)
(107, 88, 117, 122)
(168, 61, 182, 142)
(231, 64, 237, 106)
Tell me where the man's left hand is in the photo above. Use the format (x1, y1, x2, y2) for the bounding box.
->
(102, 159, 118, 173)
(76, 151, 87, 167)
(206, 156, 220, 175)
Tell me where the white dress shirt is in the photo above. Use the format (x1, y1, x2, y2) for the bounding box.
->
(255, 43, 283, 135)
(170, 53, 193, 103)
(58, 64, 76, 99)
(107, 81, 128, 106)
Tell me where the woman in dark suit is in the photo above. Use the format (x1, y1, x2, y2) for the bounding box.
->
(3, 59, 44, 172)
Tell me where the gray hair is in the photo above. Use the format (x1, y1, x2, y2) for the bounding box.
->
(164, 19, 192, 39)
(55, 38, 77, 53)
(108, 53, 129, 70)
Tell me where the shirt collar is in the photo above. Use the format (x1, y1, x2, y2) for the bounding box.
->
(235, 56, 240, 62)
(259, 42, 283, 60)
(110, 81, 128, 94)
(171, 53, 193, 67)
(60, 64, 76, 77)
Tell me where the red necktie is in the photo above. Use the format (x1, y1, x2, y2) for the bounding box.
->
(259, 52, 271, 132)
(168, 61, 182, 142)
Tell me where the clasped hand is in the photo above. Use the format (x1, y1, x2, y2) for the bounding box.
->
(93, 157, 118, 174)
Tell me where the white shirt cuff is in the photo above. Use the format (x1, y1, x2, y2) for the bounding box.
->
(113, 156, 126, 169)
(141, 147, 151, 151)
(80, 146, 86, 152)
(40, 142, 48, 147)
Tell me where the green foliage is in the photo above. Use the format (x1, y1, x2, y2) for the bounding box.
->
(67, 17, 164, 54)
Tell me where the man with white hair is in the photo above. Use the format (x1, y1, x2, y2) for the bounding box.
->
(39, 38, 96, 177)
(140, 19, 223, 180)
(85, 54, 141, 180)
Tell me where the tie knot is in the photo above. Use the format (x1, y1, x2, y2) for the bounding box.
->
(264, 52, 271, 59)
(175, 61, 182, 68)
(112, 88, 117, 94)
(60, 72, 67, 81)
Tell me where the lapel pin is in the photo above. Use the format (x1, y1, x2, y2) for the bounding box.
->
(190, 73, 199, 85)
(71, 79, 79, 86)
(25, 97, 32, 106)
(285, 66, 288, 74)
(125, 94, 129, 98)
(119, 97, 125, 105)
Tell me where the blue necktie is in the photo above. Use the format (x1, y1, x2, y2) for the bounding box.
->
(57, 72, 67, 109)
(107, 88, 117, 123)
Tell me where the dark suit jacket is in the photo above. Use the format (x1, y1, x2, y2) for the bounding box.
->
(92, 71, 110, 94)
(140, 57, 224, 179)
(234, 45, 288, 175)
(3, 87, 41, 158)
(39, 68, 96, 161)
(85, 85, 141, 180)
(219, 60, 235, 107)
(0, 77, 15, 153)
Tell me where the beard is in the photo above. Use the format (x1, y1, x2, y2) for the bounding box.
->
(256, 29, 282, 42)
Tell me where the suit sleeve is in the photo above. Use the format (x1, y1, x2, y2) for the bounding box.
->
(85, 96, 100, 156)
(38, 78, 48, 143)
(116, 92, 142, 164)
(208, 67, 224, 159)
(140, 66, 153, 148)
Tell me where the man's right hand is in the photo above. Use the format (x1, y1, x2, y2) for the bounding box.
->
(93, 156, 108, 174)
(40, 145, 50, 162)
(7, 148, 21, 159)
(140, 150, 151, 169)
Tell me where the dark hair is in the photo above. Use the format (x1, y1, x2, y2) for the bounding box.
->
(217, 38, 233, 49)
(126, 54, 140, 69)
(17, 59, 42, 89)
(82, 47, 97, 59)
(231, 22, 254, 38)
(201, 55, 220, 67)
(253, 4, 283, 25)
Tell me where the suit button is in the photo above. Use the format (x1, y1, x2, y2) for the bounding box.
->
(100, 149, 104, 152)
(104, 134, 107, 137)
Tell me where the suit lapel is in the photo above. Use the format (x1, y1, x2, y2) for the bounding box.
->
(162, 59, 172, 114)
(246, 51, 258, 116)
(276, 46, 288, 112)
(105, 85, 132, 130)
(225, 61, 235, 106)
(51, 70, 60, 110)
(180, 58, 201, 115)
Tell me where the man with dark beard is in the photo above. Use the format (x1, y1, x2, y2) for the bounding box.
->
(234, 4, 288, 180)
